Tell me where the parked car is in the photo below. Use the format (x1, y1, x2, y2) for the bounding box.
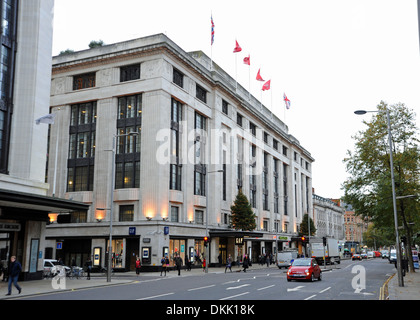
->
(43, 259, 70, 276)
(277, 251, 298, 269)
(389, 250, 397, 264)
(287, 258, 322, 282)
(381, 250, 389, 259)
(367, 251, 375, 259)
(361, 253, 367, 259)
(374, 251, 381, 258)
(352, 253, 362, 261)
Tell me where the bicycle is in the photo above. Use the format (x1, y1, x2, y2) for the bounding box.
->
(100, 267, 115, 277)
(68, 266, 86, 280)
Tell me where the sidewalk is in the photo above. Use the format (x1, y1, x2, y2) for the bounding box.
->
(0, 264, 277, 300)
(386, 270, 420, 300)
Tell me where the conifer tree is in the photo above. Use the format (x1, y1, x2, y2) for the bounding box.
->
(230, 190, 256, 231)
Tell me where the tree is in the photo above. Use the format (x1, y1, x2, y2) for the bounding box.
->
(230, 190, 256, 231)
(343, 101, 420, 272)
(88, 40, 105, 48)
(298, 213, 316, 237)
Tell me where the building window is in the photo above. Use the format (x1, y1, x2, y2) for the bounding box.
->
(170, 98, 182, 191)
(222, 99, 228, 115)
(120, 64, 140, 82)
(273, 139, 278, 151)
(283, 146, 288, 157)
(273, 158, 279, 214)
(67, 102, 97, 192)
(236, 113, 243, 127)
(195, 210, 204, 225)
(116, 94, 142, 189)
(262, 152, 269, 211)
(196, 84, 207, 103)
(249, 144, 257, 208)
(249, 122, 257, 136)
(194, 112, 206, 196)
(119, 205, 134, 222)
(171, 206, 179, 222)
(283, 163, 288, 215)
(263, 132, 269, 144)
(173, 68, 184, 88)
(73, 72, 96, 90)
(70, 211, 87, 223)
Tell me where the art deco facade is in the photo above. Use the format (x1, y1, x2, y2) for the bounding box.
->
(45, 34, 314, 270)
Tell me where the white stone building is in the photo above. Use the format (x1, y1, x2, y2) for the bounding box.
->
(45, 34, 314, 270)
(312, 194, 345, 240)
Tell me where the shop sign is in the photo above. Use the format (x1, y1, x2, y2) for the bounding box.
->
(0, 223, 21, 232)
(235, 237, 244, 246)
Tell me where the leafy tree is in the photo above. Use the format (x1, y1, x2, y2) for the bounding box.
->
(88, 40, 105, 48)
(299, 213, 316, 237)
(343, 101, 420, 272)
(58, 49, 74, 56)
(230, 190, 256, 231)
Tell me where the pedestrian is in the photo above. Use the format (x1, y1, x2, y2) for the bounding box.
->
(174, 254, 182, 276)
(242, 254, 249, 272)
(202, 258, 206, 272)
(6, 256, 21, 296)
(185, 256, 191, 271)
(160, 256, 167, 276)
(225, 254, 232, 273)
(236, 255, 241, 268)
(135, 257, 141, 276)
(85, 257, 92, 280)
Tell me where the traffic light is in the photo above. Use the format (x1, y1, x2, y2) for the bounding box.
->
(204, 236, 209, 247)
(301, 236, 307, 243)
(323, 237, 327, 246)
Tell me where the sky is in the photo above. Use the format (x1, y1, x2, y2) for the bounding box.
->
(52, 0, 420, 199)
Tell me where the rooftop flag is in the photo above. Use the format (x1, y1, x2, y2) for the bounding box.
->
(233, 40, 242, 53)
(243, 55, 250, 65)
(256, 69, 264, 81)
(284, 93, 291, 109)
(211, 15, 215, 45)
(262, 80, 271, 91)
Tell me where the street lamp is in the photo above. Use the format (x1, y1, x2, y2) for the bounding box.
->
(103, 131, 139, 282)
(205, 169, 224, 274)
(354, 108, 404, 287)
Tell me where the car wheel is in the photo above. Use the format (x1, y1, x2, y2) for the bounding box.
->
(287, 278, 291, 282)
(311, 273, 315, 282)
(318, 272, 322, 281)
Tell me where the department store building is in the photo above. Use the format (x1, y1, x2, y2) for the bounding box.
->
(45, 34, 314, 271)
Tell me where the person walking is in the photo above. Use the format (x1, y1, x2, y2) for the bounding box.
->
(225, 254, 232, 273)
(174, 254, 182, 276)
(6, 256, 21, 296)
(85, 257, 92, 280)
(135, 257, 141, 276)
(160, 256, 168, 276)
(242, 254, 249, 272)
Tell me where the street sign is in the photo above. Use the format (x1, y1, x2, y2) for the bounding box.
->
(56, 242, 63, 250)
(129, 227, 136, 235)
(164, 226, 169, 235)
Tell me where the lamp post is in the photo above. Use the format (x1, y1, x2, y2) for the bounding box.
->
(205, 168, 224, 274)
(102, 131, 139, 282)
(354, 108, 404, 287)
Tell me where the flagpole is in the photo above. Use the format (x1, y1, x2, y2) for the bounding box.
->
(248, 59, 251, 100)
(53, 108, 60, 197)
(235, 53, 238, 91)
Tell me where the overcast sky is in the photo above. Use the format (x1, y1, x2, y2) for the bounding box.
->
(52, 0, 420, 199)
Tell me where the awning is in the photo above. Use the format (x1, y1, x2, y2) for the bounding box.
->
(0, 189, 90, 221)
(209, 229, 264, 238)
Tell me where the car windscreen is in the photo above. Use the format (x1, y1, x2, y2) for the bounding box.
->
(292, 259, 311, 266)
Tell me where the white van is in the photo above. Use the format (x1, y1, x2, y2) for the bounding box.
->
(277, 251, 298, 269)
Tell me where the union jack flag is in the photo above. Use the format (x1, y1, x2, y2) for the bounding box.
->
(284, 93, 291, 109)
(211, 15, 215, 45)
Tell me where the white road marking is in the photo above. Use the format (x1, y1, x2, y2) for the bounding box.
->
(220, 292, 250, 300)
(319, 287, 331, 293)
(136, 292, 174, 300)
(188, 285, 216, 291)
(257, 285, 275, 291)
(304, 295, 317, 300)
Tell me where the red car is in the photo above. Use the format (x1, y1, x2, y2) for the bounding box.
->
(287, 258, 322, 282)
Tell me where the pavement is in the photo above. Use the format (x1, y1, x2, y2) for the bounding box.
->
(1, 263, 419, 300)
(386, 270, 420, 300)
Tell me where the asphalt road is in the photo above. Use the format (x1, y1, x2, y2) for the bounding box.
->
(20, 257, 395, 301)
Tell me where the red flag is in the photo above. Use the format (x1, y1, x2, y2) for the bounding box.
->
(233, 40, 242, 53)
(243, 55, 250, 65)
(262, 80, 271, 91)
(256, 69, 264, 81)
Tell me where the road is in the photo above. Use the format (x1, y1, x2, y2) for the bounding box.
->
(19, 257, 395, 301)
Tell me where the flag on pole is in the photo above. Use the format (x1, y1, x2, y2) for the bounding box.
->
(262, 80, 271, 91)
(256, 69, 264, 81)
(211, 15, 215, 45)
(243, 55, 250, 65)
(36, 113, 56, 125)
(233, 40, 242, 53)
(283, 93, 291, 109)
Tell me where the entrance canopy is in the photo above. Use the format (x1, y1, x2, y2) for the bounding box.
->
(0, 189, 89, 221)
(209, 230, 264, 239)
